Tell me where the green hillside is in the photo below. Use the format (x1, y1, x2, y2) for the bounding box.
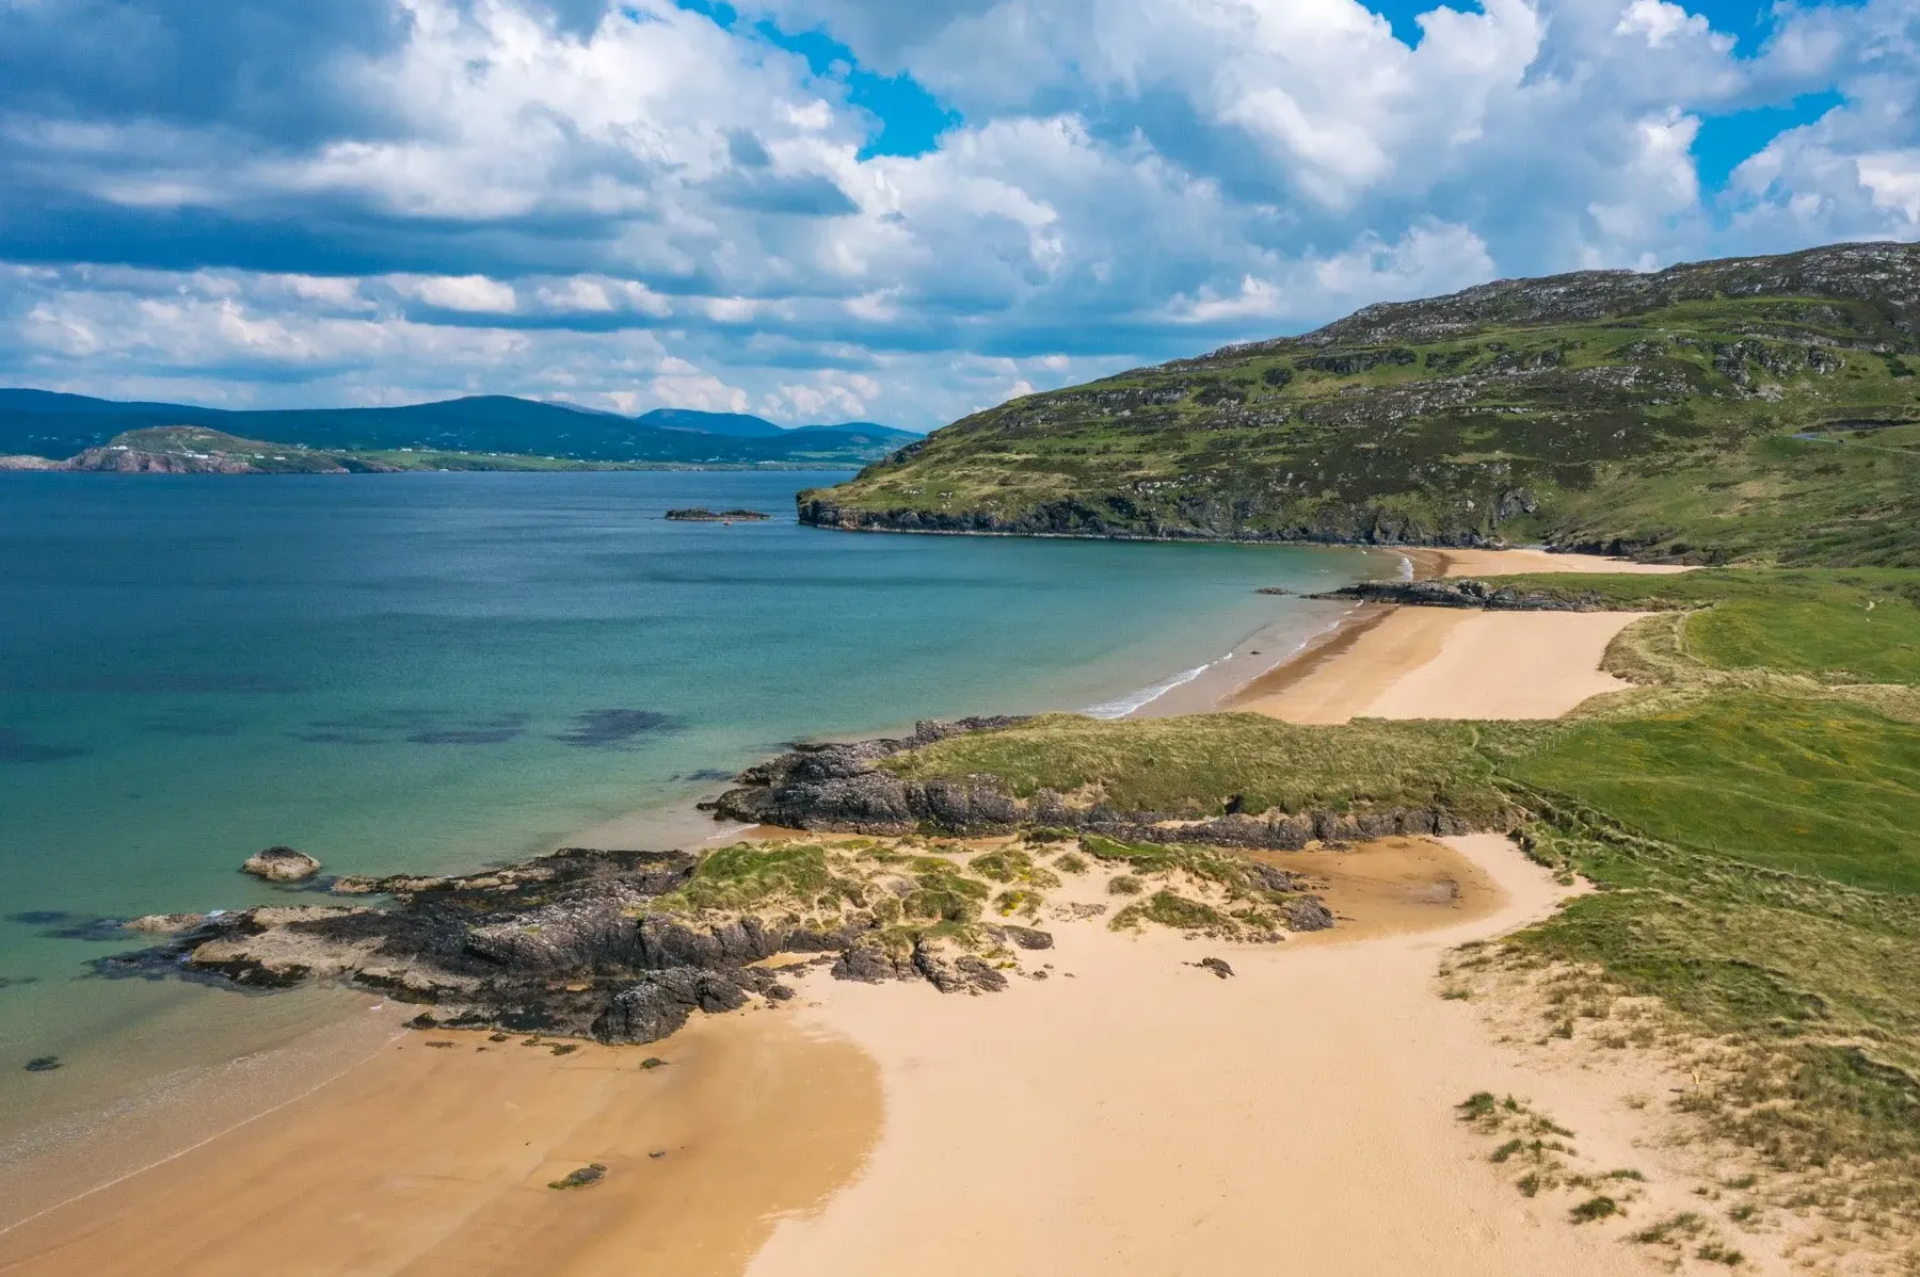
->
(803, 242, 1920, 565)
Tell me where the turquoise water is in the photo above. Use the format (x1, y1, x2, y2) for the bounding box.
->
(0, 470, 1381, 1165)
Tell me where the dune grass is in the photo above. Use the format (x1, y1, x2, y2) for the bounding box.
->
(1471, 568, 1920, 685)
(881, 711, 1532, 826)
(1507, 693, 1920, 894)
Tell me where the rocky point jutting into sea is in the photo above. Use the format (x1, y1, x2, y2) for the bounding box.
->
(101, 716, 1452, 1046)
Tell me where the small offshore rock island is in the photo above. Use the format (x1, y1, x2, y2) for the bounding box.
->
(664, 507, 773, 521)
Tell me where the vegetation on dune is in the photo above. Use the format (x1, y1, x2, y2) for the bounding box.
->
(1509, 694, 1920, 893)
(1468, 567, 1920, 685)
(804, 242, 1920, 565)
(864, 568, 1920, 1236)
(1506, 812, 1920, 1232)
(881, 711, 1532, 826)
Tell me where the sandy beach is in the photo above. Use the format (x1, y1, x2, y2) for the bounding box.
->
(1229, 546, 1690, 723)
(1, 545, 1723, 1277)
(0, 1007, 878, 1276)
(744, 834, 1720, 1277)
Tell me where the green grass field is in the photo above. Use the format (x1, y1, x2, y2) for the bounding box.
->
(870, 568, 1920, 1226)
(882, 711, 1532, 827)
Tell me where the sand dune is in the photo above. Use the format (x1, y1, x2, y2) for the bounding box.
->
(747, 835, 1693, 1277)
(1414, 547, 1698, 577)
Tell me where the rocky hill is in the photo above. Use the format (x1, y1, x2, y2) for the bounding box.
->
(42, 427, 397, 474)
(801, 241, 1920, 566)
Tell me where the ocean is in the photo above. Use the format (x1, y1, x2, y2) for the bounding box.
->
(0, 469, 1386, 1204)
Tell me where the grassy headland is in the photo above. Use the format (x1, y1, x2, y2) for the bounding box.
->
(858, 567, 1920, 1239)
(803, 242, 1920, 565)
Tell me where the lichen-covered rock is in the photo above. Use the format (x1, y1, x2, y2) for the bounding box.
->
(124, 912, 208, 935)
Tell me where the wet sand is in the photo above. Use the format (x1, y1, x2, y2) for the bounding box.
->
(0, 1008, 879, 1277)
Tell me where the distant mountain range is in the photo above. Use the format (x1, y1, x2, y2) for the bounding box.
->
(0, 390, 920, 468)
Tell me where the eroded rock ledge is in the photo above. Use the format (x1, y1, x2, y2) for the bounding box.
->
(705, 718, 1481, 846)
(1312, 579, 1609, 611)
(102, 847, 1035, 1044)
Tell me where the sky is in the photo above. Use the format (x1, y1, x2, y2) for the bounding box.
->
(1, 0, 1917, 429)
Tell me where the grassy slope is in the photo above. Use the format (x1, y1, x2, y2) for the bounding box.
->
(883, 711, 1531, 825)
(1470, 568, 1920, 683)
(873, 569, 1920, 1220)
(808, 245, 1920, 565)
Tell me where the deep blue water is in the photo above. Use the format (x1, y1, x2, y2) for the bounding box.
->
(0, 470, 1379, 1155)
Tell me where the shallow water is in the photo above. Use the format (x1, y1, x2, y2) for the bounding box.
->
(0, 469, 1386, 1177)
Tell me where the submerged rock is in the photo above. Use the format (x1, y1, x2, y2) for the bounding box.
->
(242, 846, 322, 883)
(124, 913, 209, 935)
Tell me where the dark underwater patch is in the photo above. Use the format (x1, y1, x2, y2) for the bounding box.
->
(553, 709, 677, 747)
(7, 911, 132, 942)
(297, 710, 530, 746)
(0, 729, 89, 764)
(686, 768, 735, 781)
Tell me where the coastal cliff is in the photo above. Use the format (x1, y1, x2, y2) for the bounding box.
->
(799, 241, 1920, 567)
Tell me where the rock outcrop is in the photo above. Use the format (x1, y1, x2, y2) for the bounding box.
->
(1315, 579, 1606, 611)
(707, 721, 1491, 845)
(242, 846, 322, 882)
(108, 845, 1034, 1045)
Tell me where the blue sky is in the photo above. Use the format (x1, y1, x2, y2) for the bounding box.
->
(0, 0, 1915, 429)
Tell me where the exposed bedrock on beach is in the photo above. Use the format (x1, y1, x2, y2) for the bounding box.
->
(1314, 579, 1607, 611)
(706, 719, 1489, 845)
(100, 845, 1023, 1045)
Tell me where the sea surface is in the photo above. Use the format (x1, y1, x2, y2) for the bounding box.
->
(0, 469, 1386, 1197)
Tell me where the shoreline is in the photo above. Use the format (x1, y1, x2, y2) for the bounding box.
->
(0, 540, 1385, 1228)
(0, 543, 1704, 1273)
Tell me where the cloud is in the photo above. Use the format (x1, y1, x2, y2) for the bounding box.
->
(0, 0, 1916, 431)
(406, 274, 519, 313)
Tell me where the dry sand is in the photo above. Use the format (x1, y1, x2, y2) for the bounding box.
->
(746, 835, 1715, 1277)
(1225, 546, 1690, 722)
(0, 1009, 879, 1277)
(1411, 547, 1698, 578)
(1233, 607, 1650, 723)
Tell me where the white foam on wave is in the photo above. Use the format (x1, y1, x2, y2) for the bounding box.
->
(1084, 660, 1217, 720)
